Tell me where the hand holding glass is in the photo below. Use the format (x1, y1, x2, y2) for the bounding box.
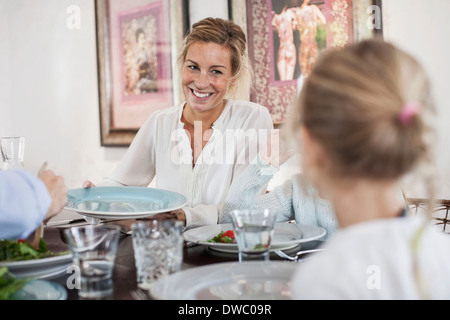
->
(230, 209, 277, 262)
(64, 225, 120, 300)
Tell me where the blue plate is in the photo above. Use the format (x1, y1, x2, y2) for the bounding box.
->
(65, 186, 187, 220)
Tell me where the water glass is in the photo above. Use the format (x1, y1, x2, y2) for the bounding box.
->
(64, 225, 120, 300)
(131, 220, 184, 290)
(0, 136, 25, 170)
(230, 209, 278, 262)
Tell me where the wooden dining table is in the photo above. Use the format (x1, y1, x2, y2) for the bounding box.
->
(43, 210, 322, 300)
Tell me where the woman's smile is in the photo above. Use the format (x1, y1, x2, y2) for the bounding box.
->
(190, 88, 213, 99)
(182, 42, 233, 114)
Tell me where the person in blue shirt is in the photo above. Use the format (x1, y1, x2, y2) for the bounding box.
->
(0, 169, 67, 239)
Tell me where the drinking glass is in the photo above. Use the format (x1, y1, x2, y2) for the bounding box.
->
(230, 209, 277, 262)
(0, 136, 25, 170)
(131, 220, 184, 290)
(64, 225, 120, 300)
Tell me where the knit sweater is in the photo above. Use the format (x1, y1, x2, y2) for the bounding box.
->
(220, 155, 338, 237)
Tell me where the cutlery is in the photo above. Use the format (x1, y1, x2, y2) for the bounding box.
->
(274, 248, 324, 261)
(46, 218, 124, 227)
(47, 218, 134, 237)
(131, 289, 150, 300)
(31, 162, 48, 249)
(45, 218, 88, 227)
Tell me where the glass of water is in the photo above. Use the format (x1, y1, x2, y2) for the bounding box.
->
(0, 136, 25, 170)
(230, 209, 278, 262)
(131, 219, 184, 291)
(64, 225, 120, 300)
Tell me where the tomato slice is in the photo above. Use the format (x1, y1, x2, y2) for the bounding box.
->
(221, 230, 235, 239)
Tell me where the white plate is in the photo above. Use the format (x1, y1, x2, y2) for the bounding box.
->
(149, 261, 297, 300)
(65, 186, 187, 220)
(13, 279, 67, 300)
(183, 223, 326, 253)
(0, 253, 73, 279)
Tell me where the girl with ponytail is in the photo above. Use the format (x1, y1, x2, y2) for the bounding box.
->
(291, 39, 450, 299)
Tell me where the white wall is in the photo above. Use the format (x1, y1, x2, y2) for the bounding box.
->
(0, 0, 449, 199)
(189, 0, 229, 25)
(382, 0, 450, 198)
(0, 0, 124, 189)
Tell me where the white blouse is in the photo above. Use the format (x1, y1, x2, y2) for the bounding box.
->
(99, 99, 274, 226)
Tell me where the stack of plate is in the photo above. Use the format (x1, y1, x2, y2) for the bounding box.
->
(64, 186, 187, 220)
(0, 253, 73, 279)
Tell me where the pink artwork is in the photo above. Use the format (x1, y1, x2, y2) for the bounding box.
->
(110, 1, 173, 130)
(246, 0, 355, 124)
(96, 0, 184, 146)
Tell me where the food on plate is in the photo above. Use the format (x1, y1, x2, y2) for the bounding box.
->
(207, 230, 236, 243)
(0, 238, 68, 262)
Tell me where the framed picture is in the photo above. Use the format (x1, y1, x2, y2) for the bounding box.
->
(231, 0, 382, 124)
(96, 0, 187, 146)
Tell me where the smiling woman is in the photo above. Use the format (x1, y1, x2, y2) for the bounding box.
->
(84, 17, 274, 228)
(182, 43, 232, 135)
(178, 16, 252, 102)
(182, 42, 232, 114)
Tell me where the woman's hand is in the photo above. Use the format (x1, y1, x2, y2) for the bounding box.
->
(150, 209, 186, 225)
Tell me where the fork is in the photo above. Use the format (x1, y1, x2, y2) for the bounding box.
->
(131, 288, 150, 300)
(31, 162, 48, 249)
(274, 249, 324, 261)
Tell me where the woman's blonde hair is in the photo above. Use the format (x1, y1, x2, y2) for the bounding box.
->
(178, 17, 253, 100)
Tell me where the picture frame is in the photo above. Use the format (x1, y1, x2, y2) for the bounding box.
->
(231, 0, 383, 124)
(96, 0, 187, 146)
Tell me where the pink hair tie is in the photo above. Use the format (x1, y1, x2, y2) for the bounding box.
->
(399, 103, 421, 125)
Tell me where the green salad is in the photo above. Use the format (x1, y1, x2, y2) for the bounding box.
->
(0, 267, 29, 300)
(0, 238, 67, 262)
(0, 238, 70, 300)
(207, 230, 236, 244)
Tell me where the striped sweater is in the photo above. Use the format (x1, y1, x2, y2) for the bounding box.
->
(220, 155, 338, 237)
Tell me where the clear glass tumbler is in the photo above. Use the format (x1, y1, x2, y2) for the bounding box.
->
(0, 136, 25, 170)
(230, 209, 278, 262)
(64, 224, 120, 300)
(131, 219, 184, 290)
